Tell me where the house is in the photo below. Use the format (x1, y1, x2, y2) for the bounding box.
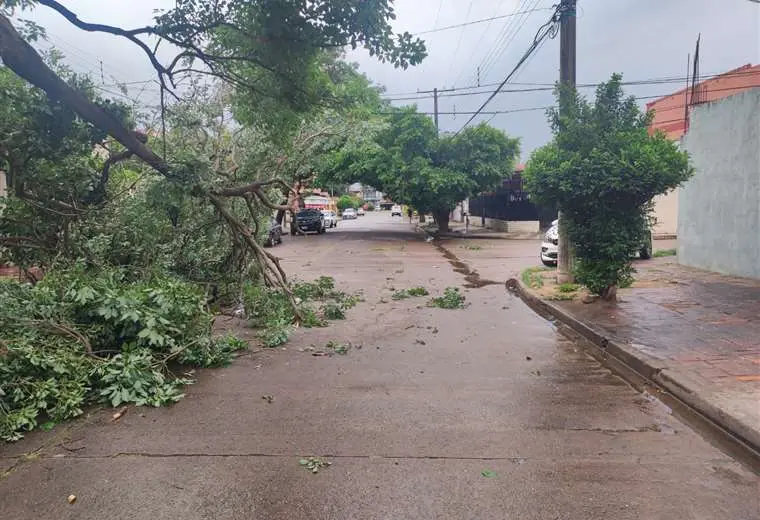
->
(647, 64, 760, 237)
(361, 186, 383, 205)
(465, 164, 552, 233)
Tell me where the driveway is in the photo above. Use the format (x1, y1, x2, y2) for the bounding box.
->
(1, 212, 757, 520)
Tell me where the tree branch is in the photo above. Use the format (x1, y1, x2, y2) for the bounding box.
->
(0, 13, 170, 174)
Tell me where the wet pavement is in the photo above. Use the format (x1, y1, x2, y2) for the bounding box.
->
(1, 213, 758, 519)
(546, 259, 760, 451)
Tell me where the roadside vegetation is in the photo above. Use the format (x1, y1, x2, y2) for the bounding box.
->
(0, 1, 425, 441)
(524, 75, 692, 300)
(429, 287, 467, 309)
(654, 248, 677, 258)
(392, 286, 430, 300)
(244, 276, 360, 348)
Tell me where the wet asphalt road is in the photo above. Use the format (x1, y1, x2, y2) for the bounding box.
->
(1, 212, 758, 519)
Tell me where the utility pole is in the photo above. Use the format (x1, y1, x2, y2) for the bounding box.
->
(557, 0, 576, 284)
(433, 87, 439, 131)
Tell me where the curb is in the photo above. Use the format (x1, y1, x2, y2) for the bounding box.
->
(506, 277, 760, 455)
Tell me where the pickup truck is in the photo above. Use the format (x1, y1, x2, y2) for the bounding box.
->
(293, 209, 325, 235)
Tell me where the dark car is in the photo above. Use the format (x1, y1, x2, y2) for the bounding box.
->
(293, 208, 325, 235)
(265, 219, 283, 247)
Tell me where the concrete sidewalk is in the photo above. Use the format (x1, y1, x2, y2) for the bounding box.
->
(513, 258, 760, 452)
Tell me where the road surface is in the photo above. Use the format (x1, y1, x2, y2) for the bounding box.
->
(1, 212, 757, 519)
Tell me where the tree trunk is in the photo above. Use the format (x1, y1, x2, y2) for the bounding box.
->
(433, 209, 450, 232)
(0, 14, 169, 174)
(600, 284, 618, 301)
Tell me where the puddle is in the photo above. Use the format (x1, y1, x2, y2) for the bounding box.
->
(433, 242, 501, 288)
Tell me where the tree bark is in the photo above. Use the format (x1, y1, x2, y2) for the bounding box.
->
(0, 13, 169, 174)
(433, 209, 450, 232)
(600, 284, 618, 301)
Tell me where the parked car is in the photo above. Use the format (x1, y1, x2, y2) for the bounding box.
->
(357, 207, 366, 216)
(265, 219, 283, 247)
(540, 219, 653, 266)
(293, 208, 325, 235)
(391, 205, 402, 217)
(321, 210, 338, 228)
(342, 208, 357, 220)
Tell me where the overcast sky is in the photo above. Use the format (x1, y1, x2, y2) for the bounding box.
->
(25, 0, 760, 159)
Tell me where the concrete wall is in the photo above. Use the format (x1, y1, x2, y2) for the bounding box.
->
(679, 89, 760, 279)
(469, 217, 539, 233)
(652, 188, 679, 238)
(0, 171, 6, 198)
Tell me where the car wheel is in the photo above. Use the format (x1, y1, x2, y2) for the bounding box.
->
(640, 234, 653, 260)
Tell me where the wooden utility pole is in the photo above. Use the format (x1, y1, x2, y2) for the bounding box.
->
(557, 0, 576, 283)
(433, 87, 439, 131)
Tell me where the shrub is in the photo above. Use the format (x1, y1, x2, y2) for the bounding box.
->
(524, 75, 692, 299)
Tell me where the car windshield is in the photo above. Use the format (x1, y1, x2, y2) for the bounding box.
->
(344, 209, 355, 213)
(297, 209, 321, 216)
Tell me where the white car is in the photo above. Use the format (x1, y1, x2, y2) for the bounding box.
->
(540, 219, 653, 267)
(342, 208, 357, 220)
(321, 210, 337, 228)
(540, 219, 559, 266)
(391, 205, 402, 217)
(357, 207, 366, 216)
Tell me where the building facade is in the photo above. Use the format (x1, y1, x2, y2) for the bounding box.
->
(647, 64, 760, 237)
(678, 88, 760, 279)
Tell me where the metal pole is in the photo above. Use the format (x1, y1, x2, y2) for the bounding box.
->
(557, 0, 576, 284)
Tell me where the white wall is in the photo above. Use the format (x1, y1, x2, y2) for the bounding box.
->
(679, 89, 760, 279)
(652, 188, 679, 238)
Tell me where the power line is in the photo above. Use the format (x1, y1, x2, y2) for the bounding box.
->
(413, 7, 552, 36)
(445, 0, 476, 81)
(455, 4, 564, 134)
(432, 0, 446, 30)
(473, 0, 533, 83)
(452, 0, 509, 87)
(382, 69, 760, 102)
(481, 0, 544, 82)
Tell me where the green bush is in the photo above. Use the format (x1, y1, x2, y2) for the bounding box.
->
(524, 75, 692, 299)
(337, 195, 358, 212)
(0, 266, 246, 442)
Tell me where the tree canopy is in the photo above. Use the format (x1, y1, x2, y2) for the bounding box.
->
(319, 108, 520, 230)
(0, 0, 426, 440)
(524, 74, 692, 299)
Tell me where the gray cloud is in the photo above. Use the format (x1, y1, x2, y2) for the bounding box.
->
(25, 0, 760, 159)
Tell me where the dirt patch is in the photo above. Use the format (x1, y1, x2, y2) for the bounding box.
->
(433, 242, 500, 288)
(520, 267, 590, 302)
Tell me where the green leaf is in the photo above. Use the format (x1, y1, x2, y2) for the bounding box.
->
(481, 470, 497, 478)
